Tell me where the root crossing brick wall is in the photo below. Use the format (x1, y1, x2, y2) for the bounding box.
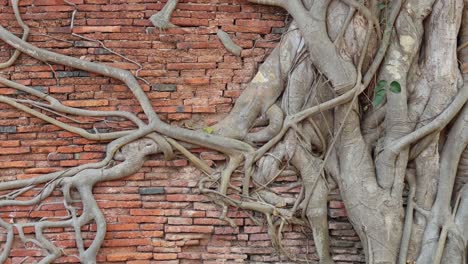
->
(0, 0, 364, 263)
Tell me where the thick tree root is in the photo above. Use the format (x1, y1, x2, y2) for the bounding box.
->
(217, 29, 243, 56)
(150, 0, 179, 29)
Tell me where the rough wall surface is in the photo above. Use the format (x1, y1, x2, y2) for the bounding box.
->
(0, 0, 363, 263)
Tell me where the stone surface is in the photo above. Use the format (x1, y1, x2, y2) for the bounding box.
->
(151, 84, 177, 92)
(139, 187, 165, 195)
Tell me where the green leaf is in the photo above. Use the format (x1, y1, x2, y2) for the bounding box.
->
(389, 81, 401, 93)
(372, 92, 386, 107)
(203, 127, 214, 134)
(377, 3, 386, 9)
(372, 80, 387, 107)
(375, 80, 387, 91)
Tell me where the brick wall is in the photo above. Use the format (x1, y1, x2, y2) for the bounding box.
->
(0, 0, 364, 263)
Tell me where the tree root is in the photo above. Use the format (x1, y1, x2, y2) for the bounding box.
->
(0, 0, 29, 70)
(217, 29, 243, 56)
(149, 0, 179, 30)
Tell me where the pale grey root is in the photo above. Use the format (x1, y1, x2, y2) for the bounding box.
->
(217, 29, 243, 56)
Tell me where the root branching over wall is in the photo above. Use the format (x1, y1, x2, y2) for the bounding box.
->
(0, 0, 467, 263)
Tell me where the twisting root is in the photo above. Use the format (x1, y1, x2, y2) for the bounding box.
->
(0, 76, 145, 127)
(398, 168, 416, 264)
(0, 0, 29, 70)
(217, 29, 243, 56)
(149, 0, 179, 29)
(0, 136, 162, 262)
(340, 0, 381, 41)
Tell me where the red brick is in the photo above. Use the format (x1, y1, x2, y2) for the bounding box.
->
(127, 261, 151, 264)
(181, 210, 205, 217)
(166, 194, 206, 202)
(167, 63, 216, 70)
(0, 147, 30, 154)
(76, 152, 104, 159)
(50, 86, 74, 93)
(24, 167, 60, 174)
(130, 209, 169, 216)
(103, 238, 151, 247)
(111, 230, 163, 239)
(97, 201, 141, 208)
(107, 223, 139, 231)
(236, 19, 284, 28)
(57, 145, 83, 153)
(168, 217, 193, 225)
(168, 113, 191, 120)
(0, 161, 34, 168)
(217, 5, 241, 12)
(0, 140, 20, 147)
(171, 17, 209, 27)
(63, 99, 109, 107)
(165, 225, 213, 233)
(192, 106, 216, 113)
(106, 252, 152, 262)
(73, 26, 121, 33)
(153, 253, 178, 260)
(118, 216, 167, 224)
(222, 24, 271, 34)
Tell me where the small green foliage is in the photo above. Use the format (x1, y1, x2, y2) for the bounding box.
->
(389, 81, 402, 93)
(377, 3, 386, 10)
(373, 80, 387, 107)
(372, 80, 402, 107)
(373, 90, 386, 107)
(375, 80, 387, 92)
(203, 127, 214, 134)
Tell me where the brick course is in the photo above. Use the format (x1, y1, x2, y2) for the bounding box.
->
(0, 0, 364, 263)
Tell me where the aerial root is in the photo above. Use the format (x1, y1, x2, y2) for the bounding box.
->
(149, 0, 179, 30)
(197, 152, 317, 262)
(0, 0, 29, 70)
(217, 29, 243, 56)
(398, 170, 416, 264)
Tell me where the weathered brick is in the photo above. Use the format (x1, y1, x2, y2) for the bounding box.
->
(165, 225, 213, 233)
(103, 238, 151, 247)
(130, 209, 170, 216)
(168, 217, 193, 225)
(107, 223, 139, 231)
(166, 194, 206, 202)
(139, 187, 165, 195)
(118, 216, 167, 224)
(73, 26, 121, 33)
(47, 152, 73, 161)
(107, 252, 153, 262)
(0, 147, 30, 155)
(153, 253, 177, 260)
(0, 161, 34, 168)
(56, 71, 90, 78)
(151, 84, 177, 92)
(57, 145, 83, 153)
(0, 140, 20, 147)
(167, 63, 216, 70)
(0, 126, 16, 133)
